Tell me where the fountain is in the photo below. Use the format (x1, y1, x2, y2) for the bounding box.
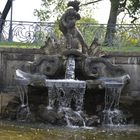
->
(2, 1, 131, 127)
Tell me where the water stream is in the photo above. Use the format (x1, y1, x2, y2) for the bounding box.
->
(45, 54, 87, 127)
(17, 86, 31, 121)
(46, 79, 86, 127)
(65, 55, 75, 79)
(101, 76, 126, 125)
(15, 56, 131, 127)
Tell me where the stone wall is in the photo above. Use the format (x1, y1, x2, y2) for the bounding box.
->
(105, 52, 140, 124)
(105, 52, 140, 99)
(0, 47, 44, 116)
(0, 48, 44, 92)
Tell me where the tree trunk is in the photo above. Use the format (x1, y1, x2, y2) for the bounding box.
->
(104, 0, 120, 46)
(0, 0, 12, 40)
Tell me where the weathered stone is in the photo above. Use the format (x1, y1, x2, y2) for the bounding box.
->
(86, 115, 100, 127)
(37, 105, 58, 124)
(83, 57, 127, 78)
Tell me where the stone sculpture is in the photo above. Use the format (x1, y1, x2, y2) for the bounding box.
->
(59, 0, 88, 54)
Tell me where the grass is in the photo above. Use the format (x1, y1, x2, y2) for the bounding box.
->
(1, 41, 140, 52)
(0, 41, 40, 49)
(101, 45, 140, 52)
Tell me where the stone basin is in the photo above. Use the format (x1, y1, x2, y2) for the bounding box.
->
(45, 79, 86, 88)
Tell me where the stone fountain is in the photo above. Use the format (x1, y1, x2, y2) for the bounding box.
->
(3, 1, 130, 127)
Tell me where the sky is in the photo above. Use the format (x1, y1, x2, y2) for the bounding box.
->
(0, 0, 110, 24)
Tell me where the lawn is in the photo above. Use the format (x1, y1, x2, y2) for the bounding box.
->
(1, 41, 140, 52)
(0, 41, 40, 48)
(102, 45, 140, 52)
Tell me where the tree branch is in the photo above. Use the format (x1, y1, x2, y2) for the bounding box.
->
(80, 0, 103, 7)
(125, 7, 139, 23)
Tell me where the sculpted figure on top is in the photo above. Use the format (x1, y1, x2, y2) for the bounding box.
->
(59, 0, 88, 54)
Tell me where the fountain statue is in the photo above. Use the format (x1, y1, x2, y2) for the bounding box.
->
(59, 0, 88, 54)
(3, 0, 130, 127)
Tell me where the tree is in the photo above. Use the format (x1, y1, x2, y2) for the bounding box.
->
(104, 0, 140, 46)
(34, 0, 67, 21)
(104, 0, 127, 46)
(126, 0, 140, 23)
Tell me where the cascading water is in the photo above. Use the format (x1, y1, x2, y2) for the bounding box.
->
(101, 75, 130, 125)
(45, 55, 86, 127)
(46, 80, 86, 110)
(41, 49, 87, 127)
(65, 55, 75, 79)
(46, 82, 86, 126)
(128, 57, 138, 71)
(15, 60, 130, 127)
(103, 86, 124, 125)
(15, 56, 87, 127)
(17, 85, 31, 121)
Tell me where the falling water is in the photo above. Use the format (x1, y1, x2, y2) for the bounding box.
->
(46, 79, 86, 126)
(44, 52, 87, 127)
(103, 86, 124, 125)
(15, 70, 32, 121)
(100, 76, 128, 125)
(47, 81, 86, 110)
(17, 85, 31, 121)
(65, 55, 75, 79)
(15, 56, 86, 126)
(128, 57, 138, 71)
(75, 111, 86, 127)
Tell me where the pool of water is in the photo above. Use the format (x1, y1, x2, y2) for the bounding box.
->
(0, 121, 140, 140)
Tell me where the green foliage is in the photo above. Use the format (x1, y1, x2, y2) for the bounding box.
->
(77, 17, 98, 24)
(34, 0, 98, 22)
(34, 0, 67, 21)
(0, 41, 40, 48)
(53, 21, 63, 38)
(126, 0, 140, 23)
(1, 39, 140, 52)
(45, 17, 99, 45)
(102, 45, 140, 52)
(77, 17, 99, 46)
(104, 0, 140, 46)
(33, 0, 100, 43)
(128, 0, 140, 15)
(33, 0, 140, 51)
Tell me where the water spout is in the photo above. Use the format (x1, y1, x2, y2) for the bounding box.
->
(65, 55, 75, 79)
